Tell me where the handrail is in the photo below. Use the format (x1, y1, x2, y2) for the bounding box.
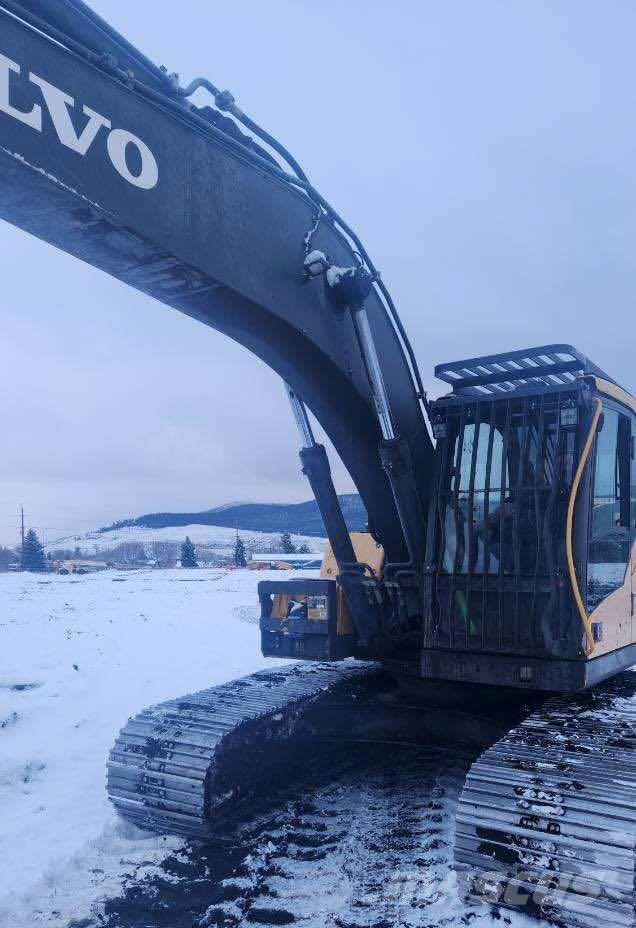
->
(566, 397, 602, 656)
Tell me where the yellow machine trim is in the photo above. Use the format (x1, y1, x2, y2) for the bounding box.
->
(271, 593, 291, 620)
(566, 397, 603, 657)
(582, 381, 636, 656)
(593, 377, 636, 415)
(336, 586, 354, 635)
(320, 532, 385, 580)
(585, 541, 635, 657)
(321, 532, 385, 636)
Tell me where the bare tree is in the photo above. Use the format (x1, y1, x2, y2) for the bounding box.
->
(152, 541, 178, 568)
(101, 541, 146, 565)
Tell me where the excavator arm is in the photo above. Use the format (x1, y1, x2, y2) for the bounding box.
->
(0, 0, 434, 651)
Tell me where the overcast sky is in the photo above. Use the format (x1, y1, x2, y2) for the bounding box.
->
(1, 1, 634, 546)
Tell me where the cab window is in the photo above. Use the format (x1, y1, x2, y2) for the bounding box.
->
(587, 408, 631, 611)
(632, 415, 636, 537)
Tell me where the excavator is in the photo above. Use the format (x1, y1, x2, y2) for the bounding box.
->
(0, 2, 634, 925)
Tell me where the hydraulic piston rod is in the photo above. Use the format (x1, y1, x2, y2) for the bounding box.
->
(284, 382, 380, 645)
(285, 382, 317, 450)
(284, 382, 358, 570)
(349, 308, 395, 442)
(349, 306, 427, 571)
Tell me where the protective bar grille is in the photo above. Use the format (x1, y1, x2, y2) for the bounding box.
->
(435, 344, 611, 397)
(425, 389, 582, 655)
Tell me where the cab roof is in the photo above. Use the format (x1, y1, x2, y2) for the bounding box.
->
(434, 344, 614, 399)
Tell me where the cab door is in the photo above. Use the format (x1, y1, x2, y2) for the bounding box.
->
(586, 405, 632, 653)
(631, 414, 636, 638)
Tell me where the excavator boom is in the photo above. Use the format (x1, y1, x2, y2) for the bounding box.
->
(0, 1, 433, 565)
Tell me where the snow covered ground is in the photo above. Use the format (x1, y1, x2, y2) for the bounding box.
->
(0, 567, 292, 926)
(46, 524, 324, 557)
(0, 568, 544, 928)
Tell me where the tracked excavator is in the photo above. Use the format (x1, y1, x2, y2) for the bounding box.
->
(1, 3, 635, 925)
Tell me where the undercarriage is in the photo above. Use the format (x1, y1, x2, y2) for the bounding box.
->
(107, 662, 636, 926)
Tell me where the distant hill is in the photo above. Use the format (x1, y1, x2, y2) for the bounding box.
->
(99, 493, 366, 538)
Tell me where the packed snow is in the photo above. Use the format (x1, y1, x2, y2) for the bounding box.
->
(0, 567, 293, 926)
(0, 568, 543, 928)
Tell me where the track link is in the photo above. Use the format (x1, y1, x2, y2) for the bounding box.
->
(107, 662, 378, 838)
(455, 671, 636, 927)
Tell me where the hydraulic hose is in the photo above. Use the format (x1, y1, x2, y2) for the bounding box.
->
(176, 78, 308, 182)
(173, 86, 426, 407)
(566, 397, 602, 656)
(59, 0, 172, 90)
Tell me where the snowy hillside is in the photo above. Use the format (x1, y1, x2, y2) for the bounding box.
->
(103, 493, 367, 537)
(46, 523, 325, 557)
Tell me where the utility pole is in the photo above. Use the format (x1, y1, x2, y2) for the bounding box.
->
(20, 506, 25, 571)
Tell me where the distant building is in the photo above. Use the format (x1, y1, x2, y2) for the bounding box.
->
(247, 554, 321, 571)
(57, 560, 109, 575)
(247, 559, 293, 571)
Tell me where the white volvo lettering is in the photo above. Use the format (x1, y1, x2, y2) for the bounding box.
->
(107, 129, 159, 190)
(0, 52, 41, 130)
(0, 52, 159, 189)
(29, 72, 111, 156)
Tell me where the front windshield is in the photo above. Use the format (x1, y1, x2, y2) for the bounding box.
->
(436, 394, 576, 578)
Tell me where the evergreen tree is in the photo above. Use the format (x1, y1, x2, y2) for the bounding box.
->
(22, 529, 46, 571)
(298, 543, 311, 554)
(233, 533, 247, 568)
(280, 532, 296, 555)
(180, 536, 198, 569)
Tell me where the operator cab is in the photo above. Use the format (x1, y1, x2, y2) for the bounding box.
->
(260, 343, 635, 692)
(423, 344, 635, 691)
